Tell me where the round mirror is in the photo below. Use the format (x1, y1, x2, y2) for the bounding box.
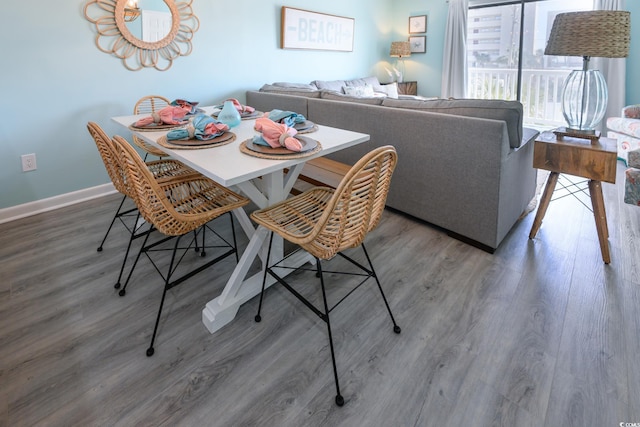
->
(84, 0, 199, 71)
(123, 0, 173, 42)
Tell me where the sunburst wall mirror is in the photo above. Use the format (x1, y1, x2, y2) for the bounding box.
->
(84, 0, 199, 71)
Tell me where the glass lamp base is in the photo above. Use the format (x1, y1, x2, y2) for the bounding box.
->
(395, 59, 405, 83)
(561, 69, 608, 133)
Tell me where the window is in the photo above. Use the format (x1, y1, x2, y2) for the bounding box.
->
(467, 0, 593, 129)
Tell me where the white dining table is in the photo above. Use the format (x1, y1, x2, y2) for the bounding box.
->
(111, 106, 369, 334)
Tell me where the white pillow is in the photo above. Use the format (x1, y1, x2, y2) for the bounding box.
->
(375, 82, 399, 99)
(343, 84, 375, 97)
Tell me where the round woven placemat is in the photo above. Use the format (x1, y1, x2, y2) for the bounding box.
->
(157, 132, 236, 150)
(129, 122, 188, 132)
(239, 139, 322, 159)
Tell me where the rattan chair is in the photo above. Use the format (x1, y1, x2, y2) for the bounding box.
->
(87, 122, 197, 288)
(132, 95, 172, 159)
(111, 135, 250, 356)
(251, 145, 401, 406)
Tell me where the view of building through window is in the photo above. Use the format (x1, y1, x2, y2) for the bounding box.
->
(467, 0, 593, 129)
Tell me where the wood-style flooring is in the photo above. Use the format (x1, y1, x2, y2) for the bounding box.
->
(1, 165, 639, 427)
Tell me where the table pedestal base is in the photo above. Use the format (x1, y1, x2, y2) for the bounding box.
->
(202, 226, 313, 333)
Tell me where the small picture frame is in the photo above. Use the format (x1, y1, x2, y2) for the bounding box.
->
(409, 15, 427, 34)
(409, 36, 426, 53)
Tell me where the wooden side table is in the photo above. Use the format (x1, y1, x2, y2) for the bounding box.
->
(397, 81, 417, 96)
(529, 134, 617, 263)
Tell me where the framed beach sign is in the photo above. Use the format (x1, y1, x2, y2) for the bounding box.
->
(281, 7, 355, 52)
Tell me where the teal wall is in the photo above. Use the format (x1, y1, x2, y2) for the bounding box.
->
(0, 0, 638, 210)
(384, 1, 448, 97)
(627, 2, 640, 106)
(0, 0, 390, 209)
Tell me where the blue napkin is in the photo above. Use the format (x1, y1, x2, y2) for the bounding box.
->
(268, 109, 306, 127)
(166, 114, 228, 141)
(252, 134, 271, 147)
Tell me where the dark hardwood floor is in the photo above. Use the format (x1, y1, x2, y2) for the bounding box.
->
(1, 164, 639, 427)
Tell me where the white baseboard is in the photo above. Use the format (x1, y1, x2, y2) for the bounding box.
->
(0, 184, 117, 224)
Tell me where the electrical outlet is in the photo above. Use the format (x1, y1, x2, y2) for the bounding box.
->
(21, 153, 37, 172)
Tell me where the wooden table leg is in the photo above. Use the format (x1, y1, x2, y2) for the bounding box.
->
(529, 172, 559, 239)
(588, 180, 611, 264)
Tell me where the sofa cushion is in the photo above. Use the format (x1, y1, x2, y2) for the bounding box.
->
(607, 117, 640, 139)
(607, 130, 640, 165)
(382, 98, 524, 148)
(247, 91, 311, 118)
(628, 148, 640, 168)
(607, 117, 640, 164)
(312, 79, 347, 92)
(320, 90, 384, 105)
(271, 82, 318, 90)
(625, 167, 640, 205)
(259, 84, 320, 98)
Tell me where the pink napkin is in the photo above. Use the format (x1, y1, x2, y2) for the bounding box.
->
(171, 99, 200, 115)
(226, 98, 255, 114)
(134, 106, 189, 127)
(254, 117, 303, 151)
(167, 114, 229, 141)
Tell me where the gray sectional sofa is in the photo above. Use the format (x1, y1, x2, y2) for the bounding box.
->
(246, 78, 539, 251)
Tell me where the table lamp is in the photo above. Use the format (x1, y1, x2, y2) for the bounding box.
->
(390, 41, 411, 83)
(544, 10, 630, 140)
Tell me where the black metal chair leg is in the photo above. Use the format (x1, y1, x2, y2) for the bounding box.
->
(317, 258, 344, 406)
(114, 211, 143, 290)
(118, 224, 152, 297)
(97, 193, 128, 252)
(255, 231, 274, 323)
(252, 241, 396, 406)
(198, 227, 206, 256)
(361, 244, 401, 334)
(147, 235, 182, 357)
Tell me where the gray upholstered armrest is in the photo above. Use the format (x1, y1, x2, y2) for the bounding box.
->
(521, 127, 539, 148)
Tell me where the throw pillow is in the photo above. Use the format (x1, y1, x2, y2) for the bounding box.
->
(345, 76, 384, 92)
(343, 84, 375, 97)
(376, 82, 399, 99)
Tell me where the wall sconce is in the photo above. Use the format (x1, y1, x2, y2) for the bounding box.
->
(124, 0, 141, 22)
